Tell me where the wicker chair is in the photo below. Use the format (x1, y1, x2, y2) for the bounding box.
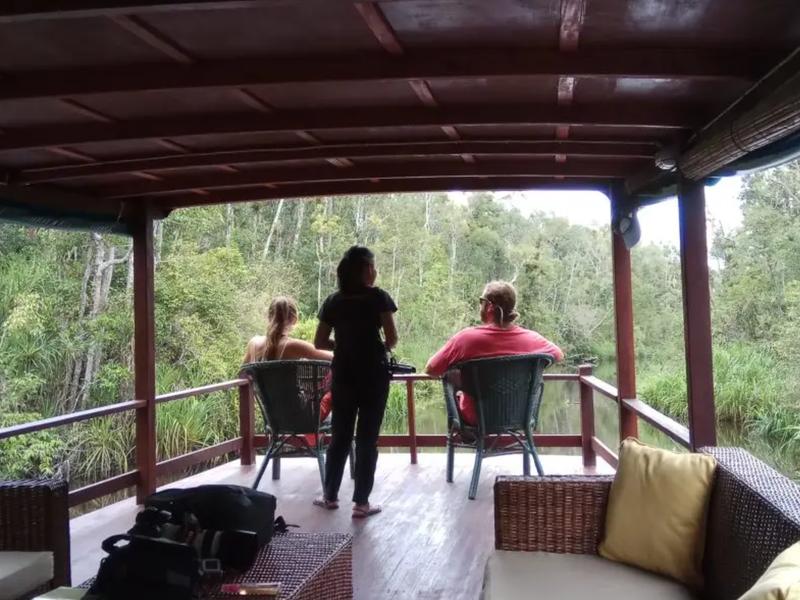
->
(0, 479, 71, 597)
(492, 447, 800, 600)
(442, 353, 554, 499)
(242, 360, 353, 491)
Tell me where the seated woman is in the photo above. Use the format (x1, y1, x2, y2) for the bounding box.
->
(424, 281, 564, 426)
(244, 296, 334, 418)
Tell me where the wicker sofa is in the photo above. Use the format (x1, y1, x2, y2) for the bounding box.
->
(486, 447, 800, 600)
(0, 480, 71, 600)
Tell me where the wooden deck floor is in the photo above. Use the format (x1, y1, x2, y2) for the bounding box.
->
(71, 451, 612, 599)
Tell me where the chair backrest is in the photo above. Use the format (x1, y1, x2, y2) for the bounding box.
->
(242, 360, 331, 435)
(449, 353, 553, 434)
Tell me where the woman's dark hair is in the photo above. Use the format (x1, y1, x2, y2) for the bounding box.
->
(337, 245, 374, 293)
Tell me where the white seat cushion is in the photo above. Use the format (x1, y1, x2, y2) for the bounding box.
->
(482, 550, 697, 600)
(0, 551, 54, 600)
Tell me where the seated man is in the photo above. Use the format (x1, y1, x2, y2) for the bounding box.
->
(425, 281, 564, 426)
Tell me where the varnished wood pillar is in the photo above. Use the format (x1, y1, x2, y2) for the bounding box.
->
(132, 204, 157, 503)
(678, 179, 717, 449)
(611, 201, 638, 441)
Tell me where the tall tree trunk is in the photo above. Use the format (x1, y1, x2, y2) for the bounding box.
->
(292, 202, 305, 255)
(325, 198, 334, 288)
(316, 238, 324, 311)
(355, 198, 365, 243)
(154, 220, 164, 267)
(225, 203, 234, 246)
(75, 236, 129, 410)
(65, 238, 95, 407)
(448, 230, 457, 293)
(262, 199, 285, 260)
(390, 242, 398, 294)
(424, 194, 431, 232)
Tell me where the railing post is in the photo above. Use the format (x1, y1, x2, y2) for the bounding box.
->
(132, 204, 157, 503)
(578, 364, 596, 467)
(678, 179, 717, 448)
(239, 379, 255, 466)
(406, 379, 418, 465)
(611, 201, 639, 441)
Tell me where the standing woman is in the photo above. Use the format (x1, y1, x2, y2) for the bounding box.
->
(313, 246, 398, 518)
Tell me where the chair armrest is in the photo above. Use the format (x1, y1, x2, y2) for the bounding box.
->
(0, 479, 71, 587)
(494, 476, 612, 554)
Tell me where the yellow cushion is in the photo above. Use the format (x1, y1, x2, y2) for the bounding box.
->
(598, 438, 716, 588)
(738, 542, 800, 600)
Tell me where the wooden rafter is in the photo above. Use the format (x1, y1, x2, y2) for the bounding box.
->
(20, 140, 657, 183)
(232, 88, 273, 113)
(0, 49, 767, 103)
(1, 1, 408, 23)
(354, 2, 404, 55)
(0, 105, 694, 153)
(108, 14, 194, 64)
(93, 158, 644, 199)
(59, 99, 115, 123)
(158, 176, 611, 209)
(559, 0, 586, 52)
(45, 147, 96, 163)
(408, 80, 438, 108)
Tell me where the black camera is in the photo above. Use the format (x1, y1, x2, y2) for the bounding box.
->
(130, 506, 259, 571)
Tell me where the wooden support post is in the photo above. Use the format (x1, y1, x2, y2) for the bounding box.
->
(611, 213, 638, 441)
(578, 364, 596, 467)
(406, 380, 418, 465)
(678, 179, 717, 449)
(132, 204, 157, 503)
(239, 380, 255, 466)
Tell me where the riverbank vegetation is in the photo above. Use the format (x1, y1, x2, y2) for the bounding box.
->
(2, 162, 800, 487)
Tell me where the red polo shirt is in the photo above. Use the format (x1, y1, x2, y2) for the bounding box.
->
(426, 325, 564, 425)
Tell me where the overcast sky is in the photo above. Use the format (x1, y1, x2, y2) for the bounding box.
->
(452, 176, 744, 249)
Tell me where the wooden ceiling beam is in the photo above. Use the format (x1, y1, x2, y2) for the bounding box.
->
(0, 1, 406, 23)
(0, 105, 691, 153)
(20, 140, 657, 183)
(108, 15, 194, 64)
(160, 176, 610, 209)
(559, 0, 586, 52)
(95, 158, 645, 199)
(0, 49, 769, 103)
(354, 2, 404, 56)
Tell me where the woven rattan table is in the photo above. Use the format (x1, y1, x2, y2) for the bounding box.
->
(82, 532, 353, 600)
(209, 532, 352, 600)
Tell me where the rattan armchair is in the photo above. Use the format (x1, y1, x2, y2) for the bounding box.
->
(0, 479, 71, 595)
(493, 447, 800, 600)
(442, 353, 553, 499)
(242, 360, 354, 491)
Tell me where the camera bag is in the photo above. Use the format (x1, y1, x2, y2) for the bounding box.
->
(88, 534, 200, 600)
(144, 485, 277, 548)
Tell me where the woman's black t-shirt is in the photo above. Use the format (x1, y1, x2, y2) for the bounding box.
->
(318, 287, 397, 380)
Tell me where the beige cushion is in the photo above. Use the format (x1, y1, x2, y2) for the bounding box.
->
(0, 551, 54, 600)
(482, 550, 696, 600)
(738, 542, 800, 600)
(598, 438, 716, 588)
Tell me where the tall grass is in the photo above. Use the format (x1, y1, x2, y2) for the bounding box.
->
(640, 342, 800, 468)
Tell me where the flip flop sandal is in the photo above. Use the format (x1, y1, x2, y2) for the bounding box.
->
(352, 505, 382, 519)
(313, 498, 339, 510)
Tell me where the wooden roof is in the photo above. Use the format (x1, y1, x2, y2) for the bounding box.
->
(1, 1, 799, 222)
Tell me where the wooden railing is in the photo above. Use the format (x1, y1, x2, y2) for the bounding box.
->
(0, 366, 690, 508)
(576, 364, 691, 469)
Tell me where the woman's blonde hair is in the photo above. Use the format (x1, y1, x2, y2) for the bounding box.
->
(264, 296, 298, 360)
(482, 281, 519, 326)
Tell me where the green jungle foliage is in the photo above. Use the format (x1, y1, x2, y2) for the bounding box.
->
(2, 164, 800, 489)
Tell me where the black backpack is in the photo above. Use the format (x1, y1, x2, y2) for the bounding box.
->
(88, 534, 200, 600)
(144, 485, 277, 549)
